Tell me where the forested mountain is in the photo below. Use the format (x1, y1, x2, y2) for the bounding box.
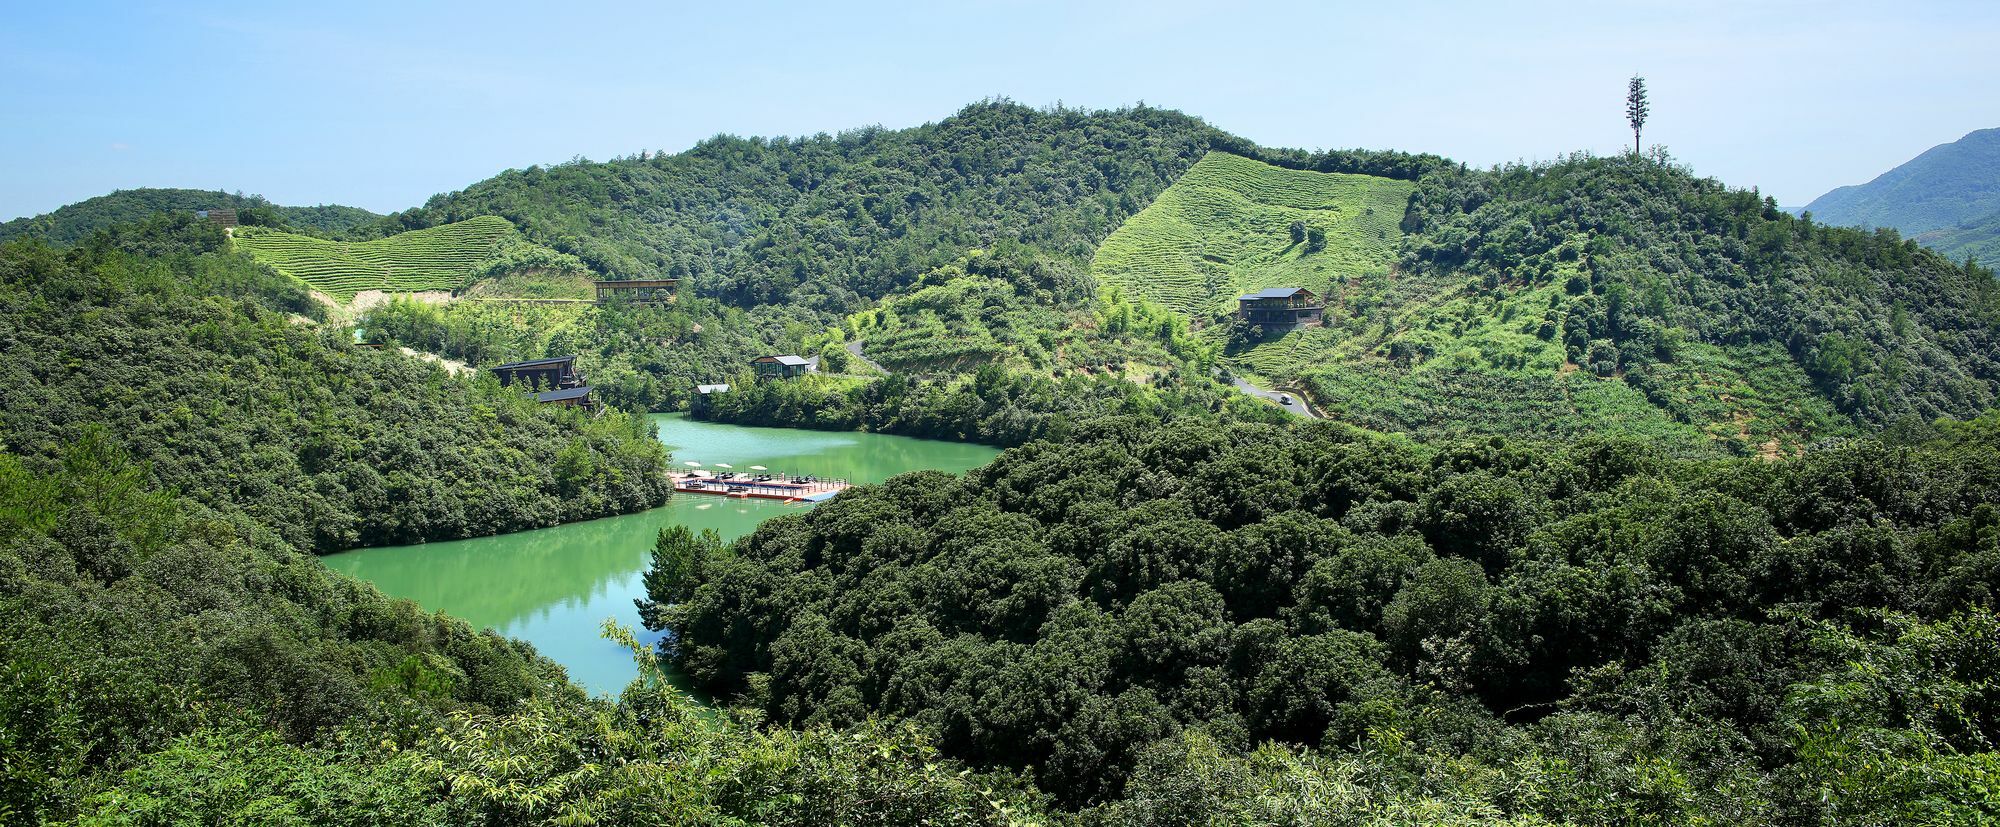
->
(1805, 127, 2000, 238)
(362, 102, 2000, 457)
(1804, 127, 2000, 264)
(26, 108, 1998, 457)
(374, 101, 1442, 311)
(649, 414, 2000, 821)
(0, 187, 379, 244)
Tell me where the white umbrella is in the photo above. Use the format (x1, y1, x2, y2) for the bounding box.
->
(713, 463, 733, 469)
(749, 465, 768, 471)
(683, 461, 702, 467)
(691, 469, 713, 478)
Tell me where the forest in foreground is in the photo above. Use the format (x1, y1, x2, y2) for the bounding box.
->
(649, 415, 2000, 821)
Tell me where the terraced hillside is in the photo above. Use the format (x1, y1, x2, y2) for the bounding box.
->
(1089, 152, 1413, 315)
(235, 215, 518, 299)
(1083, 150, 2000, 455)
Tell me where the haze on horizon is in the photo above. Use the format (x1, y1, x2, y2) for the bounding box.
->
(3, 0, 1995, 221)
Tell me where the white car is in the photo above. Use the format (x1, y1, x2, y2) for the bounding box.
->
(1279, 394, 1293, 405)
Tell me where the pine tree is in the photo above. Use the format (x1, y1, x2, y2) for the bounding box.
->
(1626, 75, 1650, 155)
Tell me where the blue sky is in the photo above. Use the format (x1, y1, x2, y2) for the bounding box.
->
(4, 0, 1996, 220)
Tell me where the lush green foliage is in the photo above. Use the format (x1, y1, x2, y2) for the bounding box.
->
(370, 102, 1207, 309)
(0, 412, 1030, 826)
(0, 187, 378, 244)
(17, 103, 2000, 824)
(377, 101, 1440, 312)
(1395, 153, 2000, 431)
(362, 294, 822, 412)
(649, 414, 2000, 818)
(1090, 152, 1412, 316)
(234, 215, 557, 300)
(698, 363, 1290, 448)
(1805, 127, 2000, 240)
(0, 217, 673, 552)
(847, 245, 1213, 375)
(1125, 152, 2000, 452)
(0, 218, 1046, 825)
(0, 430, 569, 824)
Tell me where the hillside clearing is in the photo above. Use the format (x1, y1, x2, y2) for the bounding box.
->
(1089, 151, 1413, 316)
(234, 216, 521, 301)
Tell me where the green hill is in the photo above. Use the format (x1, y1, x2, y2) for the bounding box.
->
(356, 104, 1996, 455)
(1076, 150, 2000, 454)
(381, 102, 1445, 311)
(1804, 127, 2000, 257)
(0, 187, 379, 244)
(234, 215, 579, 300)
(1089, 151, 1413, 315)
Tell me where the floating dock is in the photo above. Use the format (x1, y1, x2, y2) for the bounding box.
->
(669, 472, 848, 503)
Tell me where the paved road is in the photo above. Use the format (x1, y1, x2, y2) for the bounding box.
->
(845, 339, 890, 374)
(1230, 376, 1319, 419)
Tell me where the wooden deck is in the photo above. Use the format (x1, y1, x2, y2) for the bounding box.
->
(668, 472, 849, 503)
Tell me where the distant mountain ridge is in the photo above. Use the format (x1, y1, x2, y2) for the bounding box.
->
(1805, 128, 2000, 261)
(0, 187, 379, 244)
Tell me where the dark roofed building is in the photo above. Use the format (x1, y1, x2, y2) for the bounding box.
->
(1237, 287, 1323, 330)
(491, 355, 584, 390)
(197, 208, 239, 229)
(751, 354, 814, 380)
(533, 385, 594, 408)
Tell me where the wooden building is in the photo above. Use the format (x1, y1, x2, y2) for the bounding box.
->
(533, 385, 595, 409)
(197, 208, 239, 229)
(594, 278, 681, 304)
(490, 355, 585, 390)
(1237, 287, 1323, 330)
(751, 354, 813, 381)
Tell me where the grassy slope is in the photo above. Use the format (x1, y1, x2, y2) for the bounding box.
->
(234, 215, 520, 299)
(1089, 151, 1412, 315)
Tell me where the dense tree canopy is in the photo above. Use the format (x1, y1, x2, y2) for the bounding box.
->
(0, 188, 378, 245)
(1395, 153, 2000, 429)
(378, 101, 1441, 312)
(649, 414, 2000, 819)
(0, 216, 1034, 825)
(0, 215, 673, 552)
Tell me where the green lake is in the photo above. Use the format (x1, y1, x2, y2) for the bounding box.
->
(323, 413, 999, 695)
